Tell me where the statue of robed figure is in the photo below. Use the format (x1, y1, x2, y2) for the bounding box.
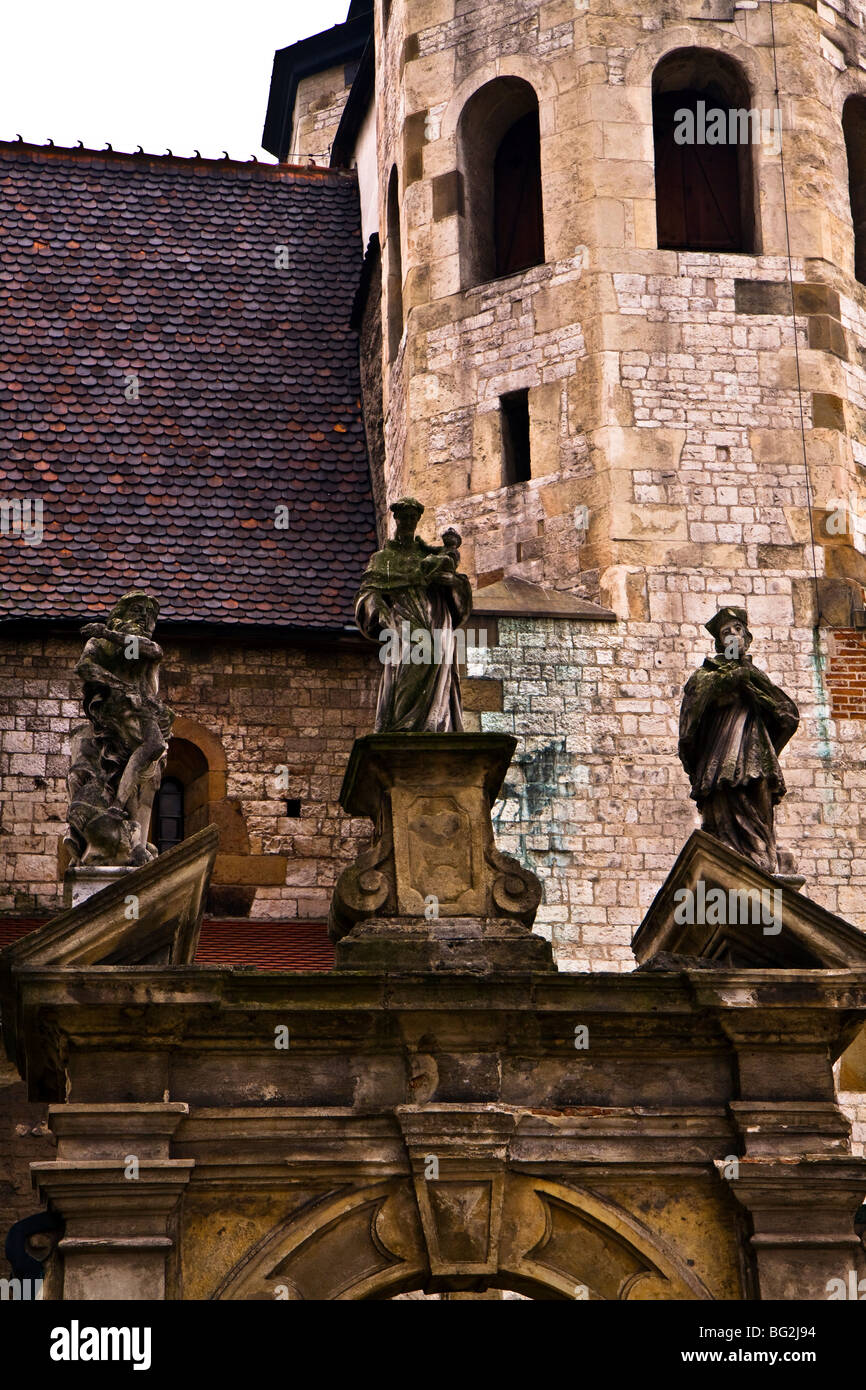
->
(355, 497, 473, 732)
(678, 606, 799, 876)
(64, 591, 174, 867)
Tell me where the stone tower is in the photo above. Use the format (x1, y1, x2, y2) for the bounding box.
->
(364, 0, 866, 625)
(262, 0, 866, 993)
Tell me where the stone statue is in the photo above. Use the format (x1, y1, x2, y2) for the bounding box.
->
(64, 591, 174, 868)
(678, 606, 799, 876)
(355, 497, 473, 732)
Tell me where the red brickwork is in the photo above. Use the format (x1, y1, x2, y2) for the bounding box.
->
(827, 630, 866, 720)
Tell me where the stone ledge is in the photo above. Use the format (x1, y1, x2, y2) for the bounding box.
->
(334, 916, 556, 974)
(472, 576, 616, 621)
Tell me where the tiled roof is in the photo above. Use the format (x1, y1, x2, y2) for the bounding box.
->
(0, 916, 335, 970)
(0, 143, 376, 630)
(0, 918, 45, 948)
(195, 919, 334, 969)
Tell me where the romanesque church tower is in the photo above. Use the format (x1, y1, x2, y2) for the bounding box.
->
(267, 0, 866, 983)
(0, 0, 865, 1305)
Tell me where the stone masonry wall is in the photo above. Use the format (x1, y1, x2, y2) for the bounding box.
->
(0, 632, 379, 920)
(2, 611, 864, 1252)
(2, 614, 864, 952)
(368, 0, 866, 641)
(473, 612, 866, 970)
(290, 65, 355, 166)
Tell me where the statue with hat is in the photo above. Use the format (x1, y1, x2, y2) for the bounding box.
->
(678, 606, 799, 875)
(64, 591, 174, 867)
(355, 498, 472, 732)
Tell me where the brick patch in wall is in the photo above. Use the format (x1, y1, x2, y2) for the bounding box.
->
(462, 677, 504, 712)
(826, 629, 866, 719)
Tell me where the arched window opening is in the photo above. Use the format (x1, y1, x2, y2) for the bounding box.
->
(152, 776, 184, 854)
(494, 111, 544, 278)
(652, 49, 757, 253)
(843, 96, 866, 286)
(458, 78, 545, 288)
(386, 165, 404, 361)
(148, 736, 208, 854)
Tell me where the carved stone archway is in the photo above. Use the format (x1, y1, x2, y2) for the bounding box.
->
(213, 1176, 713, 1302)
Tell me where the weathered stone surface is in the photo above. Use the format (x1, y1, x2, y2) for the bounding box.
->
(334, 916, 554, 973)
(0, 825, 218, 1078)
(356, 497, 472, 734)
(63, 865, 137, 910)
(678, 607, 799, 875)
(633, 829, 866, 970)
(328, 732, 543, 946)
(3, 955, 865, 1299)
(64, 592, 173, 871)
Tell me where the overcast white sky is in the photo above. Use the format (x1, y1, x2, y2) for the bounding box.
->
(0, 1, 349, 162)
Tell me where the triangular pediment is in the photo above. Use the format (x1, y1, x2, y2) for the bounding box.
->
(472, 577, 615, 621)
(632, 830, 866, 969)
(0, 825, 218, 973)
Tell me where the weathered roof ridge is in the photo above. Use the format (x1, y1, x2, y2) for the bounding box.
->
(0, 138, 355, 181)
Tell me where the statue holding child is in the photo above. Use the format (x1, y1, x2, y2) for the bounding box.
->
(355, 497, 472, 733)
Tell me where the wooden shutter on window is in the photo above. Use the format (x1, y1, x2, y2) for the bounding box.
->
(494, 111, 545, 277)
(654, 91, 743, 252)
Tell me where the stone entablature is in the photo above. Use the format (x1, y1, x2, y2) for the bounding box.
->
(9, 958, 866, 1300)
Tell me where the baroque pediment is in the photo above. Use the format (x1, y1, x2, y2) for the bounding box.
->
(633, 831, 866, 969)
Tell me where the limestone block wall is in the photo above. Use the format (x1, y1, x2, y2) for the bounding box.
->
(289, 65, 356, 166)
(369, 0, 866, 620)
(0, 633, 378, 919)
(471, 611, 866, 970)
(838, 1093, 866, 1157)
(1, 613, 863, 951)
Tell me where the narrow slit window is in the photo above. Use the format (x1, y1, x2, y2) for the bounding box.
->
(501, 390, 531, 485)
(386, 165, 404, 361)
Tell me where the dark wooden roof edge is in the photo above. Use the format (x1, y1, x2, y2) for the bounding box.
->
(350, 231, 381, 332)
(262, 12, 373, 162)
(331, 35, 376, 171)
(472, 577, 617, 621)
(0, 617, 365, 647)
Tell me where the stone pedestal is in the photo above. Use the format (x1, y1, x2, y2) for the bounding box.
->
(63, 865, 136, 910)
(334, 916, 554, 974)
(632, 830, 866, 969)
(329, 733, 552, 973)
